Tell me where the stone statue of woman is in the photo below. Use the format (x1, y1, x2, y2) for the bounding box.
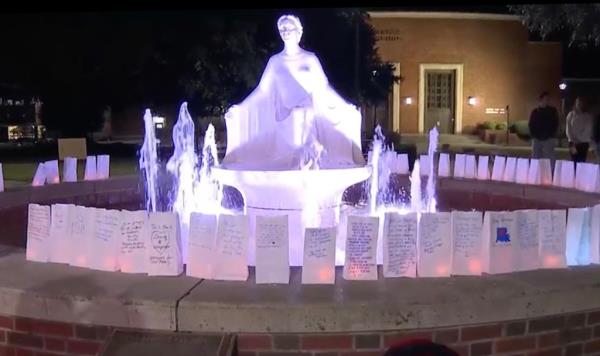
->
(223, 14, 365, 170)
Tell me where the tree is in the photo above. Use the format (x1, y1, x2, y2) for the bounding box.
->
(0, 9, 398, 135)
(509, 4, 600, 47)
(180, 13, 273, 117)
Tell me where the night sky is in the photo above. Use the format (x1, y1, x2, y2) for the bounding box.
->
(1, 7, 599, 108)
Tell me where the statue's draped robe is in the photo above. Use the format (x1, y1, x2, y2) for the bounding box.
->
(223, 50, 364, 169)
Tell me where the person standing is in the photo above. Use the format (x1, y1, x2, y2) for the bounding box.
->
(592, 110, 600, 164)
(528, 92, 560, 162)
(566, 97, 593, 163)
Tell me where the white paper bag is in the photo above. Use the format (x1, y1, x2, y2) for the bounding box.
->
(438, 153, 451, 177)
(482, 211, 517, 274)
(552, 160, 562, 186)
(26, 204, 51, 262)
(97, 155, 110, 180)
(89, 208, 121, 271)
(590, 205, 600, 265)
(0, 163, 4, 192)
(477, 156, 490, 180)
(453, 154, 466, 178)
(538, 210, 567, 269)
(343, 215, 379, 280)
(559, 160, 575, 189)
(397, 154, 409, 174)
(491, 156, 506, 181)
(515, 158, 530, 184)
(464, 155, 477, 179)
(539, 159, 553, 185)
(147, 212, 183, 276)
(187, 213, 218, 279)
(302, 227, 337, 284)
(502, 157, 517, 182)
(419, 155, 430, 177)
(383, 212, 418, 278)
(119, 210, 149, 274)
(43, 160, 60, 184)
(62, 157, 78, 182)
(84, 156, 97, 181)
(69, 206, 96, 268)
(255, 215, 290, 284)
(566, 207, 591, 266)
(32, 163, 46, 186)
(575, 163, 599, 192)
(213, 214, 249, 281)
(418, 212, 452, 277)
(48, 204, 73, 264)
(515, 209, 540, 271)
(527, 159, 540, 185)
(451, 210, 483, 275)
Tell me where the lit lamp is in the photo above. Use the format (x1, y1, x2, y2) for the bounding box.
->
(153, 116, 166, 129)
(467, 96, 477, 106)
(559, 82, 567, 124)
(403, 97, 413, 105)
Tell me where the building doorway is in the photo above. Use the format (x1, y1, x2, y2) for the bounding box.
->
(418, 64, 463, 134)
(425, 70, 455, 134)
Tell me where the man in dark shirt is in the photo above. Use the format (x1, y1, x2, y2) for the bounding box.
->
(528, 92, 559, 162)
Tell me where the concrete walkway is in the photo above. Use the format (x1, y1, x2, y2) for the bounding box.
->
(2, 245, 600, 334)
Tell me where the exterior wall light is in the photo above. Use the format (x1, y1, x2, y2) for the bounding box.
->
(467, 96, 477, 106)
(403, 97, 413, 105)
(559, 82, 567, 90)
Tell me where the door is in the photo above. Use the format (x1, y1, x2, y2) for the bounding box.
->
(424, 70, 456, 133)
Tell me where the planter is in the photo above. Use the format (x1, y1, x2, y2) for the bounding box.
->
(483, 129, 505, 144)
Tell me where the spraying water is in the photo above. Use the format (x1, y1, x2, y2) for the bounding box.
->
(166, 103, 199, 262)
(369, 126, 385, 214)
(139, 109, 159, 212)
(410, 160, 422, 213)
(137, 102, 224, 264)
(425, 126, 439, 212)
(196, 123, 222, 213)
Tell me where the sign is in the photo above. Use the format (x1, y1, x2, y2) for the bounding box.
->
(58, 138, 87, 160)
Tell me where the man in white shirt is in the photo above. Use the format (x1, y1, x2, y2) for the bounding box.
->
(566, 97, 593, 163)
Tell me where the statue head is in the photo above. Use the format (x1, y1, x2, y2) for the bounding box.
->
(277, 15, 303, 47)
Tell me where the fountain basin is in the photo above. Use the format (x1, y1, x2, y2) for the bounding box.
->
(212, 165, 371, 266)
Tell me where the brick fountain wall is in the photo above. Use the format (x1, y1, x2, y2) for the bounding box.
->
(0, 175, 600, 355)
(0, 310, 600, 355)
(236, 310, 600, 356)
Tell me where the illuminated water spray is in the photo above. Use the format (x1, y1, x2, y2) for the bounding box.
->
(166, 103, 200, 262)
(196, 123, 222, 214)
(425, 126, 439, 212)
(410, 160, 422, 213)
(366, 125, 439, 214)
(368, 126, 385, 214)
(140, 103, 222, 263)
(139, 109, 159, 212)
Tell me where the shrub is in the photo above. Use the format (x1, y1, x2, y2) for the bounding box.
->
(510, 120, 530, 139)
(495, 122, 507, 130)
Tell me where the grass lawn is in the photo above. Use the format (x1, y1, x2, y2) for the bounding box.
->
(3, 158, 139, 182)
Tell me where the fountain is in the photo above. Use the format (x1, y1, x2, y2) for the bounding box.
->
(212, 15, 371, 266)
(139, 15, 440, 267)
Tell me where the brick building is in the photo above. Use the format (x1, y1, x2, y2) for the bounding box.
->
(366, 11, 562, 135)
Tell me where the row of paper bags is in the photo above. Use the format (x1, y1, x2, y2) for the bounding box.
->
(26, 203, 600, 283)
(378, 151, 600, 192)
(31, 155, 110, 187)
